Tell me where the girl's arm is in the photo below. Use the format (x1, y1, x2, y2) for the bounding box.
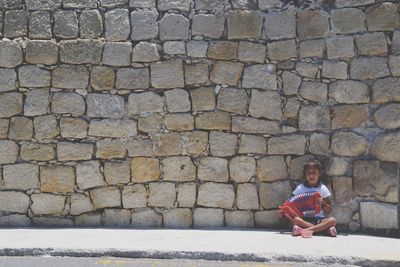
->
(321, 197, 332, 214)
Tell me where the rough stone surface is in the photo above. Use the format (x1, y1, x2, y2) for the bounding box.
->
(87, 94, 125, 119)
(151, 59, 184, 89)
(242, 64, 276, 90)
(90, 187, 121, 209)
(116, 68, 149, 90)
(190, 87, 216, 112)
(227, 10, 263, 39)
(198, 157, 229, 182)
(236, 184, 259, 210)
(371, 132, 400, 162)
(40, 165, 75, 193)
(60, 40, 102, 64)
(299, 105, 330, 131)
(54, 10, 78, 39)
(225, 211, 254, 228)
(326, 36, 355, 59)
(105, 160, 130, 185)
(52, 65, 89, 89)
(160, 14, 189, 41)
(232, 116, 280, 135)
(8, 117, 33, 140)
(31, 193, 66, 215)
(132, 42, 161, 63)
(360, 202, 398, 229)
(238, 42, 266, 63)
(103, 42, 131, 66)
(264, 9, 296, 40)
(331, 131, 367, 157)
(297, 10, 330, 40)
(148, 182, 176, 208)
(268, 135, 306, 155)
(162, 156, 196, 182)
(3, 164, 39, 190)
(195, 111, 230, 131)
(229, 156, 256, 183)
(165, 89, 191, 113)
(329, 81, 370, 104)
(217, 88, 247, 115)
(89, 119, 137, 138)
(130, 10, 158, 41)
(299, 82, 327, 103)
(197, 183, 234, 209)
(351, 57, 390, 80)
(193, 208, 224, 228)
(210, 61, 244, 86)
(373, 104, 400, 129)
(57, 142, 93, 161)
(355, 32, 387, 56)
(366, 2, 400, 32)
(192, 14, 225, 38)
(34, 115, 59, 141)
(0, 40, 23, 68)
(331, 8, 365, 34)
(131, 157, 160, 182)
(20, 143, 55, 161)
(0, 191, 30, 213)
(331, 105, 369, 129)
(25, 40, 58, 65)
(123, 184, 147, 208)
(238, 135, 266, 154)
(70, 194, 94, 215)
(372, 77, 400, 104)
(96, 139, 126, 159)
(0, 92, 23, 118)
(249, 90, 281, 120)
(259, 180, 291, 209)
(105, 9, 130, 41)
(163, 209, 192, 229)
(76, 161, 104, 190)
(152, 133, 182, 156)
(256, 156, 288, 182)
(131, 209, 162, 228)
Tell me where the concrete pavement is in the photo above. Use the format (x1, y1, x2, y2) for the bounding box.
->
(0, 228, 399, 266)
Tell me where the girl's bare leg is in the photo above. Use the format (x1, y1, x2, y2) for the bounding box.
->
(305, 217, 336, 233)
(292, 217, 314, 228)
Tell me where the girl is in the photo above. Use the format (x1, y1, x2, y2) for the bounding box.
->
(291, 159, 337, 237)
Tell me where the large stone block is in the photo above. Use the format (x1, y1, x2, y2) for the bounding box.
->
(148, 182, 176, 208)
(373, 103, 400, 129)
(132, 42, 161, 63)
(40, 165, 75, 193)
(131, 157, 160, 182)
(163, 208, 192, 229)
(158, 0, 191, 11)
(8, 117, 33, 140)
(282, 71, 301, 95)
(74, 214, 102, 227)
(165, 89, 191, 113)
(87, 94, 125, 119)
(52, 65, 89, 89)
(289, 155, 314, 181)
(162, 156, 196, 182)
(350, 57, 390, 80)
(238, 41, 266, 63)
(322, 60, 348, 80)
(297, 10, 330, 40)
(208, 41, 237, 60)
(190, 87, 216, 112)
(225, 211, 254, 228)
(0, 119, 8, 138)
(138, 113, 162, 133)
(259, 180, 292, 209)
(105, 9, 130, 41)
(31, 193, 66, 215)
(249, 90, 281, 120)
(195, 0, 228, 10)
(104, 209, 131, 227)
(0, 191, 30, 213)
(123, 184, 147, 209)
(102, 42, 131, 66)
(131, 209, 162, 228)
(268, 135, 306, 155)
(195, 111, 230, 130)
(164, 113, 194, 131)
(299, 105, 330, 131)
(192, 14, 225, 38)
(329, 80, 370, 104)
(332, 177, 353, 205)
(360, 202, 398, 229)
(25, 40, 58, 65)
(299, 39, 325, 59)
(160, 13, 189, 41)
(255, 210, 287, 228)
(366, 2, 400, 31)
(372, 77, 400, 104)
(229, 156, 256, 183)
(90, 187, 121, 209)
(227, 10, 263, 39)
(54, 10, 78, 39)
(60, 40, 102, 64)
(325, 157, 349, 177)
(193, 208, 224, 228)
(20, 143, 55, 161)
(331, 8, 365, 34)
(33, 217, 73, 227)
(0, 92, 23, 118)
(184, 63, 209, 85)
(256, 156, 288, 182)
(331, 131, 367, 157)
(0, 215, 31, 227)
(70, 193, 94, 215)
(197, 182, 234, 209)
(232, 116, 280, 134)
(130, 10, 158, 40)
(60, 118, 87, 139)
(128, 92, 164, 115)
(57, 142, 93, 161)
(242, 64, 276, 90)
(89, 119, 137, 138)
(105, 161, 130, 185)
(198, 157, 229, 182)
(116, 68, 149, 90)
(33, 115, 59, 141)
(209, 131, 237, 157)
(4, 10, 27, 38)
(76, 160, 104, 190)
(236, 183, 259, 210)
(238, 134, 266, 154)
(181, 131, 209, 155)
(0, 40, 23, 68)
(80, 10, 103, 39)
(326, 36, 355, 59)
(3, 163, 39, 190)
(177, 183, 196, 208)
(332, 105, 369, 129)
(309, 133, 330, 155)
(355, 32, 387, 56)
(29, 11, 52, 39)
(24, 89, 49, 117)
(299, 82, 327, 103)
(210, 61, 244, 86)
(371, 132, 400, 162)
(152, 133, 181, 156)
(150, 59, 184, 89)
(267, 39, 297, 61)
(96, 139, 126, 159)
(127, 139, 153, 157)
(264, 9, 296, 40)
(217, 88, 247, 115)
(0, 68, 16, 92)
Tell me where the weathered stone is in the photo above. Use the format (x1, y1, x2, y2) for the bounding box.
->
(373, 104, 400, 129)
(360, 202, 398, 229)
(236, 183, 259, 210)
(195, 0, 229, 10)
(4, 10, 27, 38)
(60, 40, 102, 64)
(101, 0, 129, 7)
(3, 163, 39, 190)
(331, 131, 367, 156)
(0, 40, 23, 68)
(208, 41, 237, 60)
(25, 40, 58, 65)
(351, 57, 390, 80)
(326, 36, 355, 59)
(177, 183, 196, 208)
(163, 208, 192, 229)
(322, 61, 348, 80)
(87, 94, 125, 119)
(130, 10, 158, 41)
(138, 113, 162, 133)
(392, 30, 400, 55)
(0, 215, 31, 227)
(268, 135, 306, 155)
(89, 119, 137, 138)
(57, 142, 93, 161)
(187, 40, 208, 58)
(259, 180, 291, 209)
(356, 32, 388, 56)
(104, 161, 130, 185)
(158, 0, 191, 11)
(131, 157, 160, 182)
(193, 208, 224, 228)
(152, 133, 182, 156)
(0, 68, 16, 92)
(151, 59, 184, 89)
(335, 0, 373, 7)
(52, 65, 89, 89)
(132, 42, 160, 63)
(190, 87, 215, 111)
(195, 111, 230, 130)
(40, 165, 75, 193)
(299, 105, 330, 131)
(209, 131, 237, 157)
(295, 62, 319, 78)
(18, 65, 50, 88)
(229, 156, 256, 183)
(181, 131, 208, 155)
(80, 10, 103, 39)
(282, 97, 300, 120)
(232, 116, 280, 134)
(255, 210, 287, 228)
(256, 156, 288, 182)
(309, 133, 330, 155)
(217, 88, 247, 115)
(24, 89, 48, 117)
(164, 89, 191, 113)
(122, 184, 147, 208)
(366, 2, 400, 32)
(90, 187, 121, 209)
(249, 90, 282, 120)
(264, 9, 295, 40)
(33, 115, 59, 141)
(163, 41, 186, 55)
(0, 191, 30, 213)
(198, 157, 229, 182)
(116, 68, 149, 90)
(26, 0, 61, 10)
(282, 71, 301, 95)
(371, 132, 400, 162)
(331, 8, 365, 34)
(331, 176, 353, 205)
(52, 92, 85, 116)
(20, 143, 55, 161)
(33, 217, 73, 227)
(238, 134, 266, 154)
(332, 105, 369, 129)
(127, 139, 153, 157)
(267, 39, 297, 61)
(238, 42, 266, 63)
(198, 182, 234, 209)
(0, 92, 23, 118)
(105, 9, 130, 41)
(148, 182, 176, 208)
(8, 117, 33, 140)
(160, 13, 189, 41)
(389, 55, 400, 76)
(131, 209, 162, 228)
(289, 155, 314, 181)
(76, 160, 104, 190)
(31, 193, 66, 215)
(184, 63, 209, 85)
(297, 10, 330, 40)
(102, 42, 131, 66)
(54, 10, 78, 39)
(29, 11, 52, 39)
(242, 64, 276, 90)
(325, 157, 349, 177)
(299, 82, 327, 103)
(192, 14, 225, 38)
(74, 214, 102, 227)
(299, 39, 325, 59)
(62, 0, 97, 8)
(372, 77, 400, 104)
(225, 211, 254, 228)
(104, 209, 131, 227)
(96, 139, 126, 159)
(90, 66, 115, 91)
(210, 61, 244, 86)
(60, 118, 87, 139)
(70, 193, 94, 215)
(227, 10, 263, 39)
(329, 80, 370, 104)
(162, 156, 196, 182)
(0, 119, 8, 138)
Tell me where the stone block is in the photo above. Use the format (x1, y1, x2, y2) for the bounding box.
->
(297, 10, 330, 40)
(138, 113, 162, 133)
(210, 61, 244, 86)
(54, 10, 78, 39)
(309, 133, 330, 155)
(282, 97, 300, 120)
(282, 71, 301, 95)
(20, 143, 55, 161)
(70, 193, 94, 215)
(299, 39, 325, 59)
(89, 119, 137, 138)
(0, 92, 22, 118)
(101, 0, 129, 7)
(295, 62, 319, 78)
(197, 182, 234, 209)
(31, 193, 66, 215)
(29, 11, 51, 39)
(322, 61, 348, 80)
(193, 208, 224, 228)
(8, 117, 33, 140)
(40, 165, 75, 193)
(238, 134, 266, 154)
(132, 42, 161, 63)
(162, 156, 196, 182)
(33, 115, 59, 141)
(208, 41, 237, 60)
(0, 215, 31, 227)
(131, 209, 162, 228)
(329, 80, 370, 104)
(90, 66, 115, 91)
(198, 157, 229, 182)
(236, 183, 259, 210)
(238, 41, 266, 63)
(24, 89, 49, 117)
(0, 68, 16, 92)
(177, 183, 196, 208)
(242, 64, 276, 90)
(181, 131, 208, 155)
(299, 105, 330, 131)
(3, 163, 39, 190)
(332, 105, 369, 129)
(163, 208, 192, 228)
(103, 42, 131, 66)
(255, 210, 287, 228)
(96, 139, 126, 159)
(116, 68, 149, 90)
(131, 157, 160, 182)
(229, 156, 256, 183)
(325, 157, 349, 177)
(332, 177, 353, 205)
(76, 160, 104, 190)
(165, 89, 191, 113)
(160, 13, 189, 41)
(259, 180, 292, 209)
(225, 211, 254, 228)
(249, 90, 282, 120)
(227, 10, 263, 39)
(331, 8, 365, 34)
(389, 55, 400, 76)
(217, 88, 247, 115)
(60, 118, 87, 139)
(366, 2, 400, 31)
(105, 9, 130, 41)
(60, 40, 102, 64)
(372, 77, 400, 104)
(268, 135, 306, 155)
(80, 10, 103, 39)
(195, 0, 228, 10)
(127, 139, 153, 157)
(104, 209, 131, 227)
(335, 0, 373, 7)
(25, 40, 58, 65)
(187, 40, 208, 58)
(267, 39, 297, 61)
(371, 132, 400, 162)
(326, 36, 355, 59)
(74, 214, 102, 227)
(4, 10, 27, 38)
(18, 65, 51, 88)
(33, 217, 73, 227)
(209, 131, 237, 157)
(26, 0, 61, 10)
(152, 133, 182, 156)
(331, 131, 367, 156)
(104, 160, 130, 185)
(350, 57, 390, 80)
(355, 32, 387, 56)
(123, 184, 147, 209)
(148, 182, 176, 208)
(163, 41, 186, 55)
(373, 103, 400, 129)
(184, 63, 209, 85)
(232, 116, 280, 134)
(90, 187, 121, 209)
(264, 9, 296, 40)
(130, 10, 158, 40)
(299, 82, 328, 103)
(392, 30, 400, 55)
(87, 93, 125, 119)
(151, 59, 184, 89)
(360, 202, 398, 229)
(0, 119, 8, 138)
(158, 0, 191, 11)
(256, 156, 288, 182)
(52, 65, 89, 89)
(0, 40, 23, 68)
(195, 111, 230, 130)
(192, 14, 224, 38)
(57, 142, 93, 161)
(0, 191, 30, 213)
(190, 87, 215, 111)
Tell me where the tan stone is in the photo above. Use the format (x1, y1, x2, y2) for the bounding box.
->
(31, 193, 66, 215)
(249, 90, 282, 120)
(33, 115, 59, 141)
(131, 157, 160, 182)
(162, 156, 196, 182)
(268, 135, 306, 155)
(225, 211, 254, 228)
(190, 87, 216, 112)
(138, 114, 163, 133)
(325, 157, 349, 177)
(8, 117, 33, 140)
(74, 214, 102, 227)
(332, 105, 369, 129)
(89, 119, 137, 138)
(332, 177, 353, 205)
(184, 63, 209, 85)
(207, 41, 238, 60)
(238, 134, 266, 154)
(0, 119, 9, 138)
(40, 165, 75, 193)
(259, 180, 292, 209)
(229, 156, 256, 183)
(163, 208, 192, 228)
(148, 182, 176, 208)
(20, 143, 55, 161)
(90, 187, 121, 209)
(177, 183, 196, 208)
(70, 193, 95, 215)
(236, 183, 259, 210)
(60, 118, 87, 139)
(256, 156, 288, 182)
(209, 131, 238, 157)
(0, 140, 19, 164)
(373, 103, 400, 129)
(331, 131, 367, 157)
(197, 182, 235, 209)
(57, 142, 93, 161)
(152, 133, 182, 156)
(164, 113, 194, 131)
(198, 157, 229, 182)
(309, 133, 330, 155)
(181, 131, 208, 155)
(90, 66, 115, 90)
(232, 116, 280, 135)
(195, 111, 230, 130)
(210, 61, 244, 86)
(217, 87, 248, 115)
(104, 160, 130, 185)
(127, 139, 153, 157)
(0, 191, 30, 213)
(0, 92, 23, 118)
(3, 163, 39, 190)
(96, 139, 126, 159)
(122, 184, 147, 208)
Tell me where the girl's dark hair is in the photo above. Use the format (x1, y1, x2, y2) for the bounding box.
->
(303, 159, 323, 187)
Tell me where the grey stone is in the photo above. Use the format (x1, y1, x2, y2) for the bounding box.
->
(152, 133, 182, 156)
(130, 10, 158, 41)
(249, 90, 282, 120)
(148, 182, 176, 208)
(60, 118, 87, 139)
(51, 92, 85, 116)
(33, 217, 73, 227)
(31, 193, 66, 215)
(4, 10, 27, 38)
(227, 10, 263, 39)
(29, 11, 51, 39)
(3, 163, 39, 190)
(325, 157, 349, 177)
(25, 40, 58, 65)
(129, 0, 155, 8)
(0, 191, 29, 213)
(238, 42, 266, 63)
(236, 183, 258, 210)
(217, 88, 247, 115)
(96, 139, 127, 160)
(335, 0, 373, 8)
(207, 41, 238, 60)
(238, 134, 266, 154)
(282, 71, 301, 95)
(190, 87, 215, 111)
(195, 0, 229, 10)
(229, 156, 256, 183)
(193, 208, 224, 228)
(198, 157, 229, 182)
(259, 180, 292, 209)
(158, 0, 191, 11)
(264, 9, 296, 40)
(33, 115, 59, 141)
(331, 104, 369, 129)
(87, 93, 125, 119)
(181, 131, 208, 155)
(52, 65, 89, 89)
(373, 103, 400, 129)
(225, 210, 254, 228)
(351, 57, 390, 80)
(164, 41, 186, 55)
(70, 193, 94, 215)
(299, 39, 325, 59)
(297, 10, 330, 40)
(24, 89, 49, 116)
(101, 0, 129, 7)
(184, 63, 209, 85)
(160, 13, 189, 41)
(258, 0, 281, 9)
(268, 135, 306, 155)
(54, 10, 78, 39)
(162, 156, 196, 182)
(91, 66, 115, 90)
(309, 133, 330, 155)
(242, 64, 276, 90)
(210, 61, 244, 86)
(8, 117, 33, 140)
(256, 156, 288, 182)
(132, 42, 161, 63)
(267, 39, 297, 61)
(209, 131, 238, 157)
(18, 65, 51, 88)
(0, 119, 8, 138)
(366, 2, 400, 32)
(187, 41, 208, 58)
(392, 30, 400, 55)
(40, 165, 75, 193)
(103, 42, 131, 66)
(104, 209, 131, 227)
(326, 36, 355, 59)
(89, 119, 137, 138)
(127, 139, 153, 157)
(60, 40, 102, 64)
(116, 68, 149, 90)
(131, 209, 162, 228)
(372, 77, 400, 104)
(331, 131, 367, 156)
(62, 0, 97, 8)
(389, 55, 400, 76)
(192, 14, 225, 38)
(163, 209, 192, 229)
(0, 215, 31, 227)
(232, 116, 280, 134)
(299, 82, 327, 103)
(299, 105, 330, 131)
(322, 60, 348, 80)
(138, 113, 163, 133)
(151, 59, 184, 89)
(128, 92, 164, 115)
(360, 202, 398, 229)
(195, 111, 230, 130)
(74, 214, 102, 227)
(371, 132, 400, 162)
(122, 184, 147, 208)
(26, 0, 61, 10)
(255, 210, 287, 228)
(20, 143, 55, 161)
(165, 89, 191, 113)
(90, 187, 121, 209)
(0, 68, 16, 92)
(198, 182, 234, 209)
(329, 80, 370, 104)
(295, 62, 319, 78)
(0, 40, 23, 68)
(288, 155, 314, 181)
(105, 9, 130, 41)
(105, 161, 130, 185)
(80, 10, 103, 39)
(177, 183, 196, 208)
(57, 142, 93, 161)
(331, 8, 365, 34)
(355, 32, 388, 56)
(0, 92, 23, 118)
(0, 0, 21, 9)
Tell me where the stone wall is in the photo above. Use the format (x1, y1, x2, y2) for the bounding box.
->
(0, 0, 399, 233)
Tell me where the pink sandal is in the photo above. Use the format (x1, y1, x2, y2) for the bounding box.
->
(292, 225, 302, 236)
(328, 226, 337, 237)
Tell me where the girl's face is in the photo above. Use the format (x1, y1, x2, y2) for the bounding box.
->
(305, 167, 320, 186)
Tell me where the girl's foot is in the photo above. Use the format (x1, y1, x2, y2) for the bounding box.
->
(292, 225, 302, 236)
(328, 226, 337, 237)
